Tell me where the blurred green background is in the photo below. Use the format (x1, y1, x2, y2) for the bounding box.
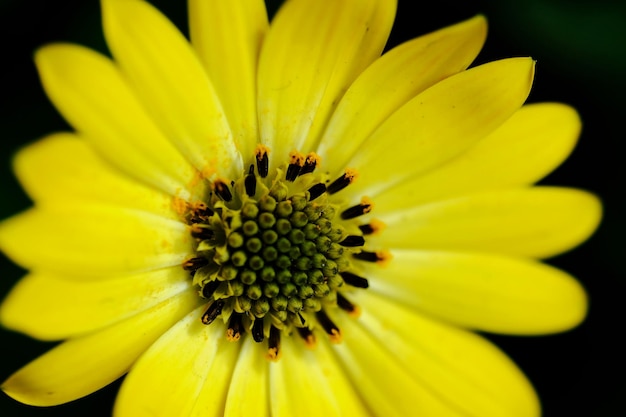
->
(0, 0, 623, 416)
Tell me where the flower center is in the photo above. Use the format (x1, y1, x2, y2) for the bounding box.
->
(182, 145, 386, 360)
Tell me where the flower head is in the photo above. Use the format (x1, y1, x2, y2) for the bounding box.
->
(0, 0, 601, 416)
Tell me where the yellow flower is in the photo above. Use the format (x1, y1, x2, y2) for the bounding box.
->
(0, 0, 601, 416)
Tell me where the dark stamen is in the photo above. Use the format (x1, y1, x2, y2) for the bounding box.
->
(327, 169, 357, 194)
(340, 235, 365, 247)
(267, 326, 281, 360)
(353, 250, 386, 263)
(183, 257, 208, 274)
(315, 310, 341, 342)
(245, 164, 257, 197)
(336, 292, 357, 313)
(308, 183, 327, 201)
(227, 314, 243, 341)
(286, 151, 305, 182)
(252, 319, 265, 342)
(201, 299, 225, 325)
(255, 145, 270, 178)
(296, 326, 316, 346)
(358, 224, 375, 235)
(341, 199, 373, 220)
(214, 181, 233, 202)
(191, 224, 214, 240)
(341, 271, 369, 288)
(201, 280, 220, 298)
(300, 153, 320, 175)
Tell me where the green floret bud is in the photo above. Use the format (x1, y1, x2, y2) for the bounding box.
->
(246, 237, 263, 253)
(270, 182, 288, 201)
(290, 211, 308, 228)
(227, 232, 245, 248)
(276, 200, 293, 217)
(230, 281, 245, 297)
(295, 256, 312, 271)
(253, 298, 270, 317)
(287, 297, 303, 313)
(271, 295, 289, 311)
(311, 253, 327, 269)
(276, 255, 291, 269)
(327, 242, 344, 259)
(262, 230, 278, 244)
(248, 255, 265, 270)
(247, 284, 262, 300)
(300, 241, 317, 257)
(321, 205, 336, 219)
(288, 246, 301, 260)
(313, 283, 330, 298)
(292, 271, 308, 286)
(258, 212, 276, 229)
(262, 246, 278, 262)
(322, 259, 338, 277)
(328, 274, 344, 289)
(291, 194, 307, 210)
(240, 270, 257, 285)
(231, 251, 247, 267)
(315, 236, 332, 252)
(242, 220, 259, 236)
(263, 281, 280, 298)
(304, 204, 322, 221)
(303, 223, 320, 239)
(298, 285, 314, 299)
(281, 282, 297, 297)
(260, 266, 276, 282)
(276, 269, 292, 284)
(219, 265, 238, 281)
(234, 296, 252, 313)
(289, 229, 305, 245)
(276, 237, 292, 253)
(258, 195, 277, 212)
(327, 227, 344, 242)
(242, 202, 259, 218)
(275, 218, 292, 235)
(303, 297, 321, 312)
(308, 269, 325, 285)
(316, 218, 332, 234)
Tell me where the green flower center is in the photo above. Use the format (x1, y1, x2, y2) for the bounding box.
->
(182, 146, 386, 359)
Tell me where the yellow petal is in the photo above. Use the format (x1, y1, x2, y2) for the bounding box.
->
(257, 0, 396, 162)
(0, 206, 192, 277)
(329, 312, 467, 416)
(102, 0, 242, 179)
(1, 290, 200, 406)
(189, 0, 268, 161)
(348, 291, 540, 417)
(318, 15, 487, 174)
(346, 58, 535, 197)
(35, 44, 200, 199)
(224, 337, 270, 417)
(374, 103, 581, 211)
(1, 267, 191, 340)
(373, 187, 601, 258)
(366, 250, 587, 334)
(269, 333, 368, 417)
(114, 306, 240, 417)
(14, 133, 179, 219)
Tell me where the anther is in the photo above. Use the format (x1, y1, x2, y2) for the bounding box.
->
(183, 257, 209, 274)
(353, 250, 388, 263)
(339, 235, 365, 247)
(245, 164, 257, 197)
(307, 183, 327, 201)
(296, 326, 316, 347)
(341, 197, 373, 220)
(191, 224, 214, 240)
(201, 280, 220, 298)
(358, 219, 385, 235)
(255, 144, 270, 178)
(286, 151, 305, 182)
(341, 271, 369, 288)
(336, 293, 360, 317)
(327, 168, 358, 195)
(267, 326, 281, 361)
(227, 314, 243, 341)
(201, 299, 225, 325)
(300, 152, 321, 175)
(316, 310, 341, 342)
(252, 319, 265, 342)
(214, 180, 233, 202)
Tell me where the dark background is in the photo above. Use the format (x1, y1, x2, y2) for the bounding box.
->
(0, 0, 623, 416)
